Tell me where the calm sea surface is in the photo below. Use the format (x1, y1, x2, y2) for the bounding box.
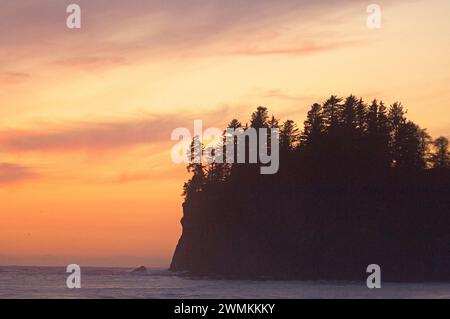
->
(0, 266, 449, 299)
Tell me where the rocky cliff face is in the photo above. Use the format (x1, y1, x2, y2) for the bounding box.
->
(170, 171, 450, 281)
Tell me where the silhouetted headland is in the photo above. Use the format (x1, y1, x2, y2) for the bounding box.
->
(171, 95, 450, 281)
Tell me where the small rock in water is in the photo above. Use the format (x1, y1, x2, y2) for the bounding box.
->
(131, 266, 147, 274)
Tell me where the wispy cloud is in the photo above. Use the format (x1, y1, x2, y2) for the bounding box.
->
(0, 72, 31, 85)
(0, 163, 37, 184)
(0, 117, 180, 152)
(225, 40, 363, 57)
(263, 89, 311, 102)
(0, 108, 230, 153)
(0, 0, 390, 71)
(51, 56, 128, 70)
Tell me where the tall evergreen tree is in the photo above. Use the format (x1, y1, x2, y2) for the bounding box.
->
(341, 95, 359, 131)
(365, 99, 391, 168)
(322, 95, 342, 131)
(250, 106, 269, 129)
(183, 136, 205, 198)
(268, 115, 279, 129)
(205, 145, 228, 184)
(279, 120, 300, 152)
(267, 115, 280, 156)
(366, 99, 379, 135)
(431, 136, 450, 168)
(388, 102, 407, 131)
(224, 119, 242, 165)
(389, 102, 408, 167)
(300, 103, 325, 148)
(417, 128, 432, 167)
(394, 121, 426, 169)
(355, 98, 367, 133)
(250, 106, 269, 164)
(377, 101, 391, 166)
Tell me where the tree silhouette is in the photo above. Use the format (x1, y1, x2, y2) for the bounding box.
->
(300, 103, 325, 149)
(366, 100, 391, 168)
(279, 120, 300, 152)
(183, 135, 205, 198)
(393, 121, 426, 169)
(355, 98, 367, 133)
(341, 95, 359, 131)
(322, 95, 342, 131)
(268, 115, 279, 129)
(250, 106, 269, 129)
(224, 118, 242, 166)
(431, 136, 450, 168)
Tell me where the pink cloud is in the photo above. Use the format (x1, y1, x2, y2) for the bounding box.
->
(0, 72, 31, 85)
(0, 0, 386, 70)
(0, 109, 230, 153)
(0, 163, 37, 184)
(51, 56, 128, 70)
(225, 40, 362, 57)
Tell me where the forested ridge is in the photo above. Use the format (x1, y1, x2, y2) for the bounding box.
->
(171, 95, 450, 281)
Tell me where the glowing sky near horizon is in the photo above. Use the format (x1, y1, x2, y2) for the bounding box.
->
(0, 0, 449, 267)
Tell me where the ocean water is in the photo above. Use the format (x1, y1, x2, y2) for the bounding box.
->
(0, 266, 449, 299)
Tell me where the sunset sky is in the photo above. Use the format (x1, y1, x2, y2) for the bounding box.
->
(0, 0, 449, 267)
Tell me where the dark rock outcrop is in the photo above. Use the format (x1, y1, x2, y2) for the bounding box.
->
(131, 266, 147, 274)
(171, 170, 450, 281)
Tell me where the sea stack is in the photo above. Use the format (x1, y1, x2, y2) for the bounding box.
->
(131, 266, 147, 274)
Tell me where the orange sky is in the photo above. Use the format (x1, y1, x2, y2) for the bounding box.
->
(0, 0, 449, 267)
